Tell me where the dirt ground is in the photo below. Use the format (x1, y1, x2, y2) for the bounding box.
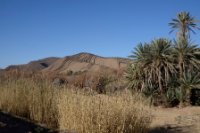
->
(150, 106, 200, 133)
(0, 107, 200, 133)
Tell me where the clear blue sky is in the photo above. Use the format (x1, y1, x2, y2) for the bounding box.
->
(0, 0, 200, 68)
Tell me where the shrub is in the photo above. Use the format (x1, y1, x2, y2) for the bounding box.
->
(166, 87, 180, 107)
(66, 70, 73, 76)
(96, 76, 113, 94)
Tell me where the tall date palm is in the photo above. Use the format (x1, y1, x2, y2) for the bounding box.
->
(173, 39, 200, 78)
(169, 11, 199, 40)
(128, 38, 175, 95)
(151, 39, 175, 93)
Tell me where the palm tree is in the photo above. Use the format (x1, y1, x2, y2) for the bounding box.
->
(129, 42, 153, 67)
(169, 12, 200, 106)
(169, 12, 200, 78)
(128, 39, 175, 95)
(127, 43, 153, 92)
(169, 11, 200, 40)
(150, 39, 175, 93)
(173, 39, 200, 78)
(125, 63, 145, 91)
(179, 71, 200, 105)
(172, 40, 200, 106)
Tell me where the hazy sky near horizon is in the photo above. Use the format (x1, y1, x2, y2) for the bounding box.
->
(0, 0, 200, 68)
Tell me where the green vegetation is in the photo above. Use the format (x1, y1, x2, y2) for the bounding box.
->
(126, 11, 200, 107)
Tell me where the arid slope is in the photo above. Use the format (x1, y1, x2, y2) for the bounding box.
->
(5, 52, 130, 74)
(5, 57, 59, 72)
(43, 52, 130, 74)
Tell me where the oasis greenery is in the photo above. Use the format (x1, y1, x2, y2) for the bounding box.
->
(126, 11, 200, 106)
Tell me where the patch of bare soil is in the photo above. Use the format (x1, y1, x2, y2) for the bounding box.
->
(150, 107, 200, 133)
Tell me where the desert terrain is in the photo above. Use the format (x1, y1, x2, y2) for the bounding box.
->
(0, 52, 199, 133)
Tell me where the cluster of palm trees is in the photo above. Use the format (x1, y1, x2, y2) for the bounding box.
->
(126, 11, 200, 106)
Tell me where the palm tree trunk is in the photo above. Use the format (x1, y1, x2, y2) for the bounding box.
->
(141, 81, 145, 92)
(158, 67, 167, 104)
(182, 31, 186, 41)
(158, 70, 163, 93)
(179, 60, 185, 107)
(179, 86, 184, 107)
(179, 60, 183, 79)
(186, 89, 191, 105)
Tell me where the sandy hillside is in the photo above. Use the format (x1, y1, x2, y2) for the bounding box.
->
(43, 52, 130, 74)
(5, 57, 59, 72)
(4, 52, 130, 74)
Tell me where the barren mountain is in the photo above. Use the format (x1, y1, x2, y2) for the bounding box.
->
(43, 52, 130, 74)
(5, 57, 59, 72)
(5, 52, 131, 74)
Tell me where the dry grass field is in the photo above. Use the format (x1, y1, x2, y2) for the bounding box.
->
(58, 90, 151, 133)
(0, 74, 152, 133)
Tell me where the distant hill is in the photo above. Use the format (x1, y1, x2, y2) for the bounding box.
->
(43, 52, 130, 74)
(5, 57, 59, 72)
(5, 52, 131, 74)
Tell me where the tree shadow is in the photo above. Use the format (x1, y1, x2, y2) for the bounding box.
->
(0, 111, 59, 133)
(149, 125, 195, 133)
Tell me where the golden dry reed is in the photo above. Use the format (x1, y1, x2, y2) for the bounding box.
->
(0, 77, 58, 128)
(58, 90, 152, 133)
(0, 75, 152, 132)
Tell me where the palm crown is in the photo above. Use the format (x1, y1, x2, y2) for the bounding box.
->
(169, 11, 199, 40)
